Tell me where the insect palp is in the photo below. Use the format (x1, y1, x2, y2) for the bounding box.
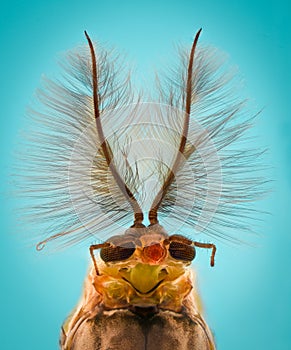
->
(89, 242, 111, 275)
(193, 241, 217, 267)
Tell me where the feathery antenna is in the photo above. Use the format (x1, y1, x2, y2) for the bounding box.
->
(148, 29, 202, 225)
(84, 31, 144, 227)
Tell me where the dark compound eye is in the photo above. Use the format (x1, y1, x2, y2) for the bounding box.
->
(169, 241, 196, 261)
(100, 242, 136, 263)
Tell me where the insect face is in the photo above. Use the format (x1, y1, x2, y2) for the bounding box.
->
(90, 226, 195, 311)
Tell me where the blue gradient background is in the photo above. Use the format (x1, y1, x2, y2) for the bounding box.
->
(1, 1, 290, 349)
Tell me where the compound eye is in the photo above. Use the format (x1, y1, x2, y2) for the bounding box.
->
(100, 242, 136, 262)
(169, 241, 196, 261)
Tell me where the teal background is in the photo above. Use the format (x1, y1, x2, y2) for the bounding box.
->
(1, 0, 290, 349)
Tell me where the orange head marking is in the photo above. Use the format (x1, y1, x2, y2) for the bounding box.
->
(143, 243, 166, 263)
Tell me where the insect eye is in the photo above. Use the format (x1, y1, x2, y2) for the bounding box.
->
(100, 242, 136, 262)
(169, 241, 196, 261)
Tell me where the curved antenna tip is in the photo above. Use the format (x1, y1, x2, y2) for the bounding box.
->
(195, 28, 202, 40)
(36, 241, 45, 251)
